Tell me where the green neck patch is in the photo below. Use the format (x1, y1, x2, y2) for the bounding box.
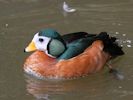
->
(48, 39, 66, 57)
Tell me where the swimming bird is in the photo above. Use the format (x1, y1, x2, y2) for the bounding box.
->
(63, 2, 76, 13)
(24, 28, 124, 79)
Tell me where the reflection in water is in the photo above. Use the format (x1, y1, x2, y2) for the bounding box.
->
(24, 73, 109, 100)
(25, 74, 85, 100)
(25, 75, 53, 100)
(25, 74, 72, 100)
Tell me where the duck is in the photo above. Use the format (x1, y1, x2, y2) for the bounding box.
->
(24, 28, 124, 79)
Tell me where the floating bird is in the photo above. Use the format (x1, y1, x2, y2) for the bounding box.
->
(24, 28, 124, 79)
(63, 2, 76, 13)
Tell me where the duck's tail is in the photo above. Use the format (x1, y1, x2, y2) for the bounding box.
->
(95, 32, 124, 58)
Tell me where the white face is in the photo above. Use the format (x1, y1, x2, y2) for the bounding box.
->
(32, 33, 51, 52)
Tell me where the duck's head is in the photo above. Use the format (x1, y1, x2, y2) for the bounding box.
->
(24, 28, 66, 57)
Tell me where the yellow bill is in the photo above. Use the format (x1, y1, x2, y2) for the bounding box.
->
(24, 41, 37, 52)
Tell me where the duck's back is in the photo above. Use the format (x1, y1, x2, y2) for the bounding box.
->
(58, 36, 95, 60)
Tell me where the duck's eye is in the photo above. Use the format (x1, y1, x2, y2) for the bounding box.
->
(39, 38, 44, 42)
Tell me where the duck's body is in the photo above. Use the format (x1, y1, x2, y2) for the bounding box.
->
(24, 29, 124, 79)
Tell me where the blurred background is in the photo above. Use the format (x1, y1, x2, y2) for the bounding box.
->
(0, 0, 133, 100)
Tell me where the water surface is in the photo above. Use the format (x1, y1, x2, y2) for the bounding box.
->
(0, 0, 133, 100)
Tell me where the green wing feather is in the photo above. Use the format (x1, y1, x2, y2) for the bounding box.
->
(58, 37, 95, 60)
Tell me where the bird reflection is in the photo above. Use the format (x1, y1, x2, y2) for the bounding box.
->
(24, 73, 108, 100)
(24, 74, 81, 100)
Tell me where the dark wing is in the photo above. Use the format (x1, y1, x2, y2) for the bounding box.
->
(58, 32, 124, 60)
(62, 32, 96, 44)
(95, 32, 124, 58)
(58, 36, 95, 60)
